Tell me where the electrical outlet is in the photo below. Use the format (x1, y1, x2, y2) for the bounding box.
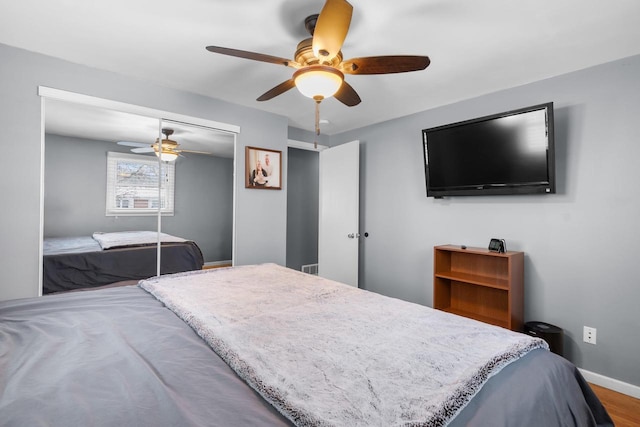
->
(583, 326, 597, 345)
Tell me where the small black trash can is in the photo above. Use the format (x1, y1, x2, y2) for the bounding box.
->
(524, 321, 564, 357)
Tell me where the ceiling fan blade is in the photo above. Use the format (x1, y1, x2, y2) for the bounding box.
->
(340, 56, 431, 75)
(334, 80, 361, 107)
(257, 79, 296, 101)
(177, 149, 214, 155)
(131, 147, 155, 153)
(117, 141, 149, 148)
(312, 0, 353, 62)
(206, 46, 297, 68)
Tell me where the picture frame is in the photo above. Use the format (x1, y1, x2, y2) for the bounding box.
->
(245, 146, 282, 190)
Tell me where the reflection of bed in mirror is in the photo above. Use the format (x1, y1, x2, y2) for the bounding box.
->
(42, 231, 204, 294)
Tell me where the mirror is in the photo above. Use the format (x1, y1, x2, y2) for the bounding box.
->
(42, 98, 235, 294)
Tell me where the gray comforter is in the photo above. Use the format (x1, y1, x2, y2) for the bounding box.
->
(0, 284, 612, 427)
(0, 286, 290, 427)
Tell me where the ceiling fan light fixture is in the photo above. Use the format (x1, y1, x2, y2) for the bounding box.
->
(293, 66, 343, 100)
(155, 148, 178, 162)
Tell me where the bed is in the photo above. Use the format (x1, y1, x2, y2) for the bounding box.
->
(42, 231, 204, 294)
(0, 264, 612, 426)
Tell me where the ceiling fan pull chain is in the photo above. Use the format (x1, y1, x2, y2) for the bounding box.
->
(315, 98, 321, 135)
(314, 99, 321, 148)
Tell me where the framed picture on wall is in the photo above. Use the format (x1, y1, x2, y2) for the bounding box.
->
(245, 146, 282, 190)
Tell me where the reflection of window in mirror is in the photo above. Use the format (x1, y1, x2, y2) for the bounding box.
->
(105, 152, 175, 216)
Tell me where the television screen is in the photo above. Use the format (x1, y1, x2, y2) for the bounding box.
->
(422, 103, 555, 197)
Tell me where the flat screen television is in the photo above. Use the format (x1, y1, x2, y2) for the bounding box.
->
(422, 102, 555, 197)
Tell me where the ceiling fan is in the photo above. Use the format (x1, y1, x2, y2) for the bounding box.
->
(117, 128, 213, 161)
(205, 0, 430, 111)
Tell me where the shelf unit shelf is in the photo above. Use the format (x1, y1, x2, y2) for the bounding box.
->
(434, 272, 509, 290)
(433, 245, 524, 331)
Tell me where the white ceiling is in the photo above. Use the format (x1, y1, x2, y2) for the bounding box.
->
(2, 0, 640, 137)
(45, 99, 236, 158)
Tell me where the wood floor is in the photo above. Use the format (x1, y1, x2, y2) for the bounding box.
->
(590, 384, 640, 427)
(202, 263, 232, 270)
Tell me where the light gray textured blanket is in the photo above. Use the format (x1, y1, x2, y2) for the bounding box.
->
(140, 264, 547, 427)
(92, 230, 187, 249)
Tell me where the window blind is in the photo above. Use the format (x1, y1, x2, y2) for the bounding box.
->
(106, 151, 175, 216)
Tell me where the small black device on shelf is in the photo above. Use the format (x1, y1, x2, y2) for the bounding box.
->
(488, 238, 506, 253)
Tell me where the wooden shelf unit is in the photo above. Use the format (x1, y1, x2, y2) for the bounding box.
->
(433, 245, 524, 331)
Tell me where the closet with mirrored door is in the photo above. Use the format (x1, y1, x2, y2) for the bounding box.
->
(41, 89, 237, 295)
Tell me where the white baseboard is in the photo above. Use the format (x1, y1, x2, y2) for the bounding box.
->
(579, 368, 640, 399)
(203, 260, 232, 268)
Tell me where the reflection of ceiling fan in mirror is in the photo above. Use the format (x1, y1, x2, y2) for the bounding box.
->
(117, 128, 213, 161)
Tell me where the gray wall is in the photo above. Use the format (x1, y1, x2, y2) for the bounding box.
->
(0, 42, 287, 301)
(327, 55, 640, 387)
(286, 147, 319, 271)
(2, 39, 638, 388)
(44, 134, 233, 262)
(288, 127, 330, 147)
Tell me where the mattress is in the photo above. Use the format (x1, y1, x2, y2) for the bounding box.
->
(0, 265, 613, 426)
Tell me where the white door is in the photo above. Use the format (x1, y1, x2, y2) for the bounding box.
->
(318, 140, 360, 286)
